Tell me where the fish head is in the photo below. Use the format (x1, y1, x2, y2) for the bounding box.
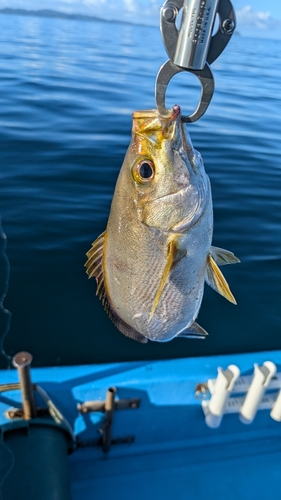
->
(123, 105, 210, 232)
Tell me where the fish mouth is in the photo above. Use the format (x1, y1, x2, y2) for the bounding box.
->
(132, 105, 181, 144)
(133, 104, 180, 121)
(170, 104, 181, 120)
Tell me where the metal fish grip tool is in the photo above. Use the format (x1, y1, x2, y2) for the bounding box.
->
(155, 0, 236, 122)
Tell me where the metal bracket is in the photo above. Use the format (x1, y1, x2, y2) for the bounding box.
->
(77, 387, 141, 453)
(77, 396, 141, 414)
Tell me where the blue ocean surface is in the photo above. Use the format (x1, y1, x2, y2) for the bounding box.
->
(0, 12, 280, 367)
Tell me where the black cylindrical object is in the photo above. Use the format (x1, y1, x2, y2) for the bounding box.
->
(1, 423, 72, 500)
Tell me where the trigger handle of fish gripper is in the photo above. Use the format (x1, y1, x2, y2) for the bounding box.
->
(155, 60, 215, 123)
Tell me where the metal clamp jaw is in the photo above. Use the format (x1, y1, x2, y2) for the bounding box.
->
(155, 0, 236, 121)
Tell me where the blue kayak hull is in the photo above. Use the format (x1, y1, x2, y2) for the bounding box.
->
(1, 350, 281, 499)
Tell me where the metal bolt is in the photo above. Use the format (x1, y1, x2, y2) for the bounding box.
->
(195, 383, 209, 400)
(12, 351, 37, 420)
(13, 351, 33, 368)
(162, 4, 177, 22)
(222, 18, 235, 35)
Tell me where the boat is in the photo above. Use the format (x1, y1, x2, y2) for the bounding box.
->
(1, 349, 281, 499)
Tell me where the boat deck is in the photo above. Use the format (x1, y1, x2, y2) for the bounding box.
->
(1, 350, 281, 499)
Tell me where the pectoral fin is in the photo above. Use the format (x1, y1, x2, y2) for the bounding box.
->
(149, 238, 186, 322)
(177, 321, 208, 339)
(211, 246, 240, 266)
(205, 254, 237, 304)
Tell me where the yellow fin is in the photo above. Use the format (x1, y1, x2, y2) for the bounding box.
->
(205, 254, 237, 304)
(149, 239, 186, 322)
(210, 246, 240, 266)
(85, 231, 106, 279)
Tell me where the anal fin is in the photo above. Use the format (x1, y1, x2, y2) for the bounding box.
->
(205, 254, 237, 304)
(109, 310, 148, 343)
(177, 321, 208, 339)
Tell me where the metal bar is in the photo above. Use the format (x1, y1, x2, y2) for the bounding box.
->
(0, 383, 37, 393)
(77, 401, 105, 413)
(12, 352, 37, 420)
(0, 383, 21, 392)
(102, 387, 116, 453)
(115, 398, 140, 410)
(77, 397, 141, 414)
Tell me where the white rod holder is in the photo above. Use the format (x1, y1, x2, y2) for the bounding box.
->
(239, 361, 277, 424)
(270, 389, 281, 421)
(205, 364, 240, 428)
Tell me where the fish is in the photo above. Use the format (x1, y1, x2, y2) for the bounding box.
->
(85, 105, 239, 343)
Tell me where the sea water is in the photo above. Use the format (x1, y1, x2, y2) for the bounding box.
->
(0, 13, 281, 366)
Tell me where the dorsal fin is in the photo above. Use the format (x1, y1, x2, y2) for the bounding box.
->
(85, 231, 105, 279)
(85, 231, 148, 343)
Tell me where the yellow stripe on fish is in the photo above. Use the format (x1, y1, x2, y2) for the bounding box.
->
(149, 237, 187, 322)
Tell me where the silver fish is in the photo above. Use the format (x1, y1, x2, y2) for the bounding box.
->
(86, 105, 239, 343)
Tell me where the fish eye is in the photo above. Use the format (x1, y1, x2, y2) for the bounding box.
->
(139, 162, 153, 179)
(133, 160, 155, 184)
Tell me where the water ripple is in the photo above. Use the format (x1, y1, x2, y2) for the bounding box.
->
(0, 14, 281, 365)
